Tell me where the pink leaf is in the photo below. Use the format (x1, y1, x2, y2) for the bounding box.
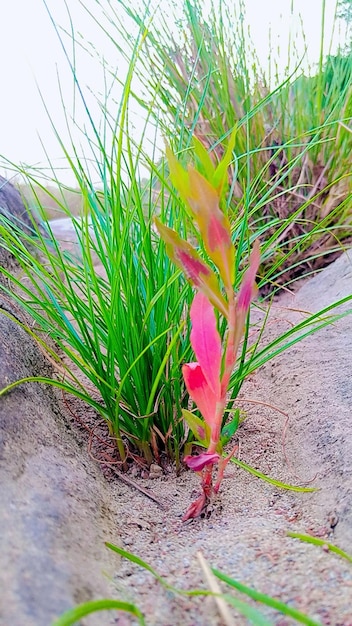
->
(154, 218, 229, 318)
(190, 292, 221, 396)
(184, 452, 220, 471)
(207, 213, 232, 253)
(182, 362, 217, 427)
(187, 168, 234, 290)
(182, 492, 207, 521)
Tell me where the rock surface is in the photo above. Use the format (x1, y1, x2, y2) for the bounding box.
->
(0, 175, 34, 231)
(260, 251, 352, 547)
(0, 181, 119, 626)
(0, 308, 121, 626)
(0, 176, 31, 282)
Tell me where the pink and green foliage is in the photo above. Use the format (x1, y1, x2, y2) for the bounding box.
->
(155, 134, 260, 520)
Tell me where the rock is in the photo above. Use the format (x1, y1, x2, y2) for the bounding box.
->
(0, 175, 34, 285)
(0, 177, 120, 625)
(149, 463, 163, 479)
(0, 311, 119, 626)
(0, 176, 55, 286)
(259, 251, 352, 546)
(0, 175, 35, 233)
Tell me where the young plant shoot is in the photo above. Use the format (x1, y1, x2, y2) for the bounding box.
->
(156, 136, 260, 520)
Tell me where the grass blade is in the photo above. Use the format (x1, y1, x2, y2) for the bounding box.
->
(287, 532, 352, 563)
(51, 599, 146, 626)
(230, 457, 317, 492)
(212, 569, 322, 626)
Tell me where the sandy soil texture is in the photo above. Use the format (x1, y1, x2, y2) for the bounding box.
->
(2, 219, 352, 626)
(66, 244, 352, 626)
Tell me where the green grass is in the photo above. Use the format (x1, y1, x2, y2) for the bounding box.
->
(101, 0, 352, 293)
(0, 0, 351, 473)
(287, 532, 352, 564)
(0, 162, 193, 468)
(52, 599, 146, 626)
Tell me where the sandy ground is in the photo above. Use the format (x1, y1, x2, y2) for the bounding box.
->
(48, 222, 352, 625)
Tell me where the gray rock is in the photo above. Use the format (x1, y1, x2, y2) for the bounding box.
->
(0, 175, 35, 233)
(261, 251, 352, 545)
(0, 311, 119, 626)
(0, 176, 54, 284)
(0, 176, 36, 286)
(0, 178, 119, 625)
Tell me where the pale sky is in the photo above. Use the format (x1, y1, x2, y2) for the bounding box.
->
(0, 0, 348, 185)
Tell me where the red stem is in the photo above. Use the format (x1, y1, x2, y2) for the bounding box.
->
(221, 288, 237, 394)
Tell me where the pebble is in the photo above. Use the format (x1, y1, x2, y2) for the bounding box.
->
(149, 463, 163, 479)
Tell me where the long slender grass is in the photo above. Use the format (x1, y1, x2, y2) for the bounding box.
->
(0, 162, 193, 467)
(96, 0, 352, 293)
(0, 0, 351, 471)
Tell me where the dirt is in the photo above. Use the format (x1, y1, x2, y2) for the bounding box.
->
(2, 219, 352, 626)
(58, 234, 352, 626)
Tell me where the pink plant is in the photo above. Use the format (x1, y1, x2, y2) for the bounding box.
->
(155, 134, 260, 520)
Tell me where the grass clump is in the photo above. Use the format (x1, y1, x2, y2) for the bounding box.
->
(110, 0, 352, 293)
(0, 0, 352, 477)
(0, 158, 193, 468)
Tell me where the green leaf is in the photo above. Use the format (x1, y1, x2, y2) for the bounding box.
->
(51, 599, 146, 626)
(213, 126, 237, 193)
(230, 457, 318, 492)
(182, 408, 210, 446)
(166, 144, 191, 202)
(220, 409, 240, 445)
(105, 543, 170, 588)
(185, 437, 317, 492)
(220, 594, 273, 625)
(193, 135, 216, 180)
(213, 570, 322, 626)
(287, 532, 352, 563)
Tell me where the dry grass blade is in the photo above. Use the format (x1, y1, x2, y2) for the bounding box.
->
(197, 551, 236, 626)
